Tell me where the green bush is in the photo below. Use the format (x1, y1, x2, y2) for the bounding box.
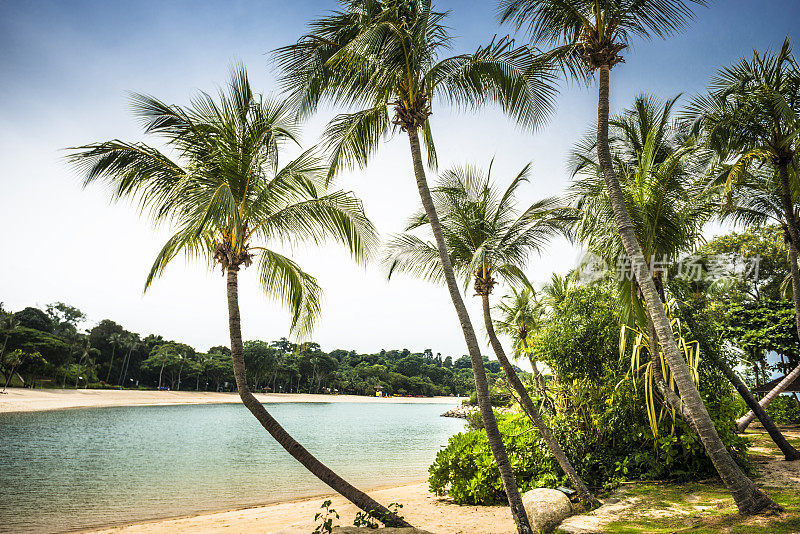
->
(766, 395, 800, 424)
(463, 386, 512, 407)
(429, 374, 748, 505)
(429, 412, 563, 505)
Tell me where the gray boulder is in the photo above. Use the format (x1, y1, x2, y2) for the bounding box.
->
(522, 488, 573, 533)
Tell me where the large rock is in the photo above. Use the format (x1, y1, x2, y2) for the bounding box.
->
(522, 488, 573, 533)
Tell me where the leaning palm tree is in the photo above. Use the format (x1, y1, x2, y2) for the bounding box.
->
(276, 2, 561, 528)
(384, 162, 599, 507)
(688, 38, 800, 354)
(68, 67, 409, 527)
(498, 0, 777, 514)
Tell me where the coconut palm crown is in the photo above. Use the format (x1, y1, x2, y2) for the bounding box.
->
(385, 162, 566, 292)
(498, 0, 707, 72)
(567, 94, 718, 322)
(275, 0, 559, 177)
(68, 67, 376, 338)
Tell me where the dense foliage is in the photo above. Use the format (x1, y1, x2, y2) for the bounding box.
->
(430, 281, 749, 505)
(0, 302, 512, 396)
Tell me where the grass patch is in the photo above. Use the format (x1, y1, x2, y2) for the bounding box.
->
(560, 428, 800, 533)
(598, 483, 800, 533)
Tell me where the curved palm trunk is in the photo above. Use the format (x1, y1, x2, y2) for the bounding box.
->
(737, 362, 800, 432)
(481, 294, 600, 508)
(225, 267, 409, 528)
(407, 127, 532, 533)
(2, 363, 18, 392)
(597, 66, 777, 515)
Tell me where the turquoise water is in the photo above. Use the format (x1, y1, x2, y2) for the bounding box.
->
(0, 401, 462, 533)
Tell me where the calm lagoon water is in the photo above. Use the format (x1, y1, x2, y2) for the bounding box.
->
(0, 401, 463, 533)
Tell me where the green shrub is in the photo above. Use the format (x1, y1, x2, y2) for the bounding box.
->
(464, 386, 512, 407)
(766, 395, 800, 424)
(429, 375, 749, 505)
(429, 412, 563, 505)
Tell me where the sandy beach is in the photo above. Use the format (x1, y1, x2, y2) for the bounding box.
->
(0, 388, 460, 414)
(86, 481, 514, 534)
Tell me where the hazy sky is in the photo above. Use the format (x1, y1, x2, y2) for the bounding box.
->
(1, 0, 799, 362)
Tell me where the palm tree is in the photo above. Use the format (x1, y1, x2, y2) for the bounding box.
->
(498, 0, 777, 514)
(0, 315, 19, 365)
(384, 162, 598, 507)
(276, 4, 559, 528)
(106, 332, 122, 384)
(68, 67, 409, 527)
(118, 335, 140, 388)
(494, 286, 547, 394)
(74, 337, 97, 389)
(2, 350, 24, 392)
(688, 38, 800, 356)
(567, 94, 717, 430)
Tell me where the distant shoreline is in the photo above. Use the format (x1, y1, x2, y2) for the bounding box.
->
(0, 388, 462, 414)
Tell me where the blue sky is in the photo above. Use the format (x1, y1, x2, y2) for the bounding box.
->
(1, 0, 799, 359)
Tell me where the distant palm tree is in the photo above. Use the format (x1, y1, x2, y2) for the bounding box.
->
(67, 67, 408, 526)
(118, 335, 140, 387)
(0, 315, 19, 365)
(2, 350, 23, 392)
(494, 287, 547, 393)
(74, 337, 97, 389)
(384, 162, 598, 506)
(499, 0, 777, 514)
(276, 3, 559, 527)
(106, 332, 122, 384)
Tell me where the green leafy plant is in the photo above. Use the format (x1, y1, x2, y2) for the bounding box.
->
(766, 396, 800, 425)
(313, 499, 339, 534)
(353, 509, 379, 529)
(620, 299, 701, 437)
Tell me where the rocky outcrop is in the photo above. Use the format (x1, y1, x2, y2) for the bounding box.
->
(441, 404, 477, 418)
(441, 405, 512, 418)
(522, 488, 573, 533)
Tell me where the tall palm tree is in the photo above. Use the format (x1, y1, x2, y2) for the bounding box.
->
(105, 332, 122, 384)
(68, 67, 409, 527)
(494, 286, 547, 394)
(384, 162, 598, 507)
(118, 335, 140, 388)
(567, 94, 717, 430)
(688, 38, 800, 354)
(498, 0, 777, 514)
(276, 2, 561, 528)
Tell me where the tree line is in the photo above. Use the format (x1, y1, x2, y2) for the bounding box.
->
(0, 303, 515, 396)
